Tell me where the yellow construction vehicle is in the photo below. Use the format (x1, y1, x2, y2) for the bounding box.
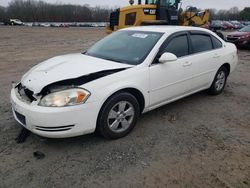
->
(106, 0, 210, 33)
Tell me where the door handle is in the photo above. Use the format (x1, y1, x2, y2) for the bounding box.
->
(213, 54, 220, 58)
(183, 61, 192, 67)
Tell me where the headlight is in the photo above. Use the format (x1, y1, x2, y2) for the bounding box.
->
(39, 88, 90, 107)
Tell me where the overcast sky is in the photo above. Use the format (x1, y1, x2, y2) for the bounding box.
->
(0, 0, 249, 10)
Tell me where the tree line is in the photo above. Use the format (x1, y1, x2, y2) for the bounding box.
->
(0, 0, 250, 22)
(209, 7, 250, 21)
(0, 0, 113, 22)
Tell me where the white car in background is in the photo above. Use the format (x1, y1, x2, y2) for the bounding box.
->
(11, 26, 238, 139)
(9, 19, 23, 26)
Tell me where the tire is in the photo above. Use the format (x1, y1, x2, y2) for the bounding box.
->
(208, 66, 229, 95)
(97, 92, 140, 139)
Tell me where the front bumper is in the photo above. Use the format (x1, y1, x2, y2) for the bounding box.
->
(226, 38, 250, 47)
(11, 88, 100, 138)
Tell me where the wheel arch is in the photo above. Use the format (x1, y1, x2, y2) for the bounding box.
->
(101, 87, 145, 114)
(221, 63, 231, 75)
(117, 88, 145, 113)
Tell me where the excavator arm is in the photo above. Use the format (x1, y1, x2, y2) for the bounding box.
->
(106, 0, 210, 33)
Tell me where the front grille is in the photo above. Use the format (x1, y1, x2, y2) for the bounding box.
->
(227, 36, 240, 42)
(35, 125, 75, 132)
(109, 9, 120, 30)
(17, 83, 36, 103)
(15, 111, 26, 125)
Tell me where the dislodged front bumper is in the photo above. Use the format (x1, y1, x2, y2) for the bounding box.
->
(10, 88, 100, 138)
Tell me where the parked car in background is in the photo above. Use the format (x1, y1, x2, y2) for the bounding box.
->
(31, 22, 39, 27)
(226, 25, 250, 48)
(4, 19, 23, 26)
(11, 26, 238, 139)
(224, 21, 236, 30)
(230, 21, 244, 29)
(243, 21, 250, 26)
(210, 20, 227, 31)
(210, 20, 235, 31)
(40, 23, 51, 27)
(23, 23, 33, 27)
(59, 23, 70, 27)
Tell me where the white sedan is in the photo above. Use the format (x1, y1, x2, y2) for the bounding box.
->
(11, 26, 238, 139)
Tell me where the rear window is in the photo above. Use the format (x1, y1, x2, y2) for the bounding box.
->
(191, 34, 213, 53)
(211, 36, 223, 49)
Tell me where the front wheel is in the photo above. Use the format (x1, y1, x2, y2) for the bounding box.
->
(208, 67, 228, 95)
(97, 92, 140, 139)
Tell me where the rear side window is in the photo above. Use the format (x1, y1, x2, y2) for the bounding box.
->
(163, 35, 189, 58)
(190, 34, 213, 53)
(211, 36, 223, 49)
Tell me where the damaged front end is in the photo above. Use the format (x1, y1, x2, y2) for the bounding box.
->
(11, 53, 134, 140)
(16, 83, 37, 103)
(39, 68, 127, 96)
(15, 68, 128, 105)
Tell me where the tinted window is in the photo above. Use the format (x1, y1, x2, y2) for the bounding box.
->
(212, 36, 222, 49)
(125, 12, 136, 25)
(191, 34, 213, 53)
(86, 31, 163, 65)
(163, 35, 189, 58)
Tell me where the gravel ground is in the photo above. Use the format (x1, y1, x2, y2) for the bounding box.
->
(0, 26, 249, 188)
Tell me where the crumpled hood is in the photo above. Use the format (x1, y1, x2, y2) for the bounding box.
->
(21, 53, 132, 94)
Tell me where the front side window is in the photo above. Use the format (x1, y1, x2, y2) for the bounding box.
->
(190, 34, 213, 53)
(86, 31, 163, 65)
(163, 35, 189, 58)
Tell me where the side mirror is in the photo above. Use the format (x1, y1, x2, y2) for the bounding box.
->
(159, 52, 178, 63)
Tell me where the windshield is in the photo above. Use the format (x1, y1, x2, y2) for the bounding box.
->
(147, 0, 156, 4)
(85, 30, 163, 65)
(239, 25, 250, 32)
(167, 0, 177, 7)
(146, 0, 178, 8)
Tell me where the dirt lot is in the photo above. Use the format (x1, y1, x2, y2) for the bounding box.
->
(0, 27, 250, 188)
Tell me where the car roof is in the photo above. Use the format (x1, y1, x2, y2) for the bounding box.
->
(122, 25, 212, 34)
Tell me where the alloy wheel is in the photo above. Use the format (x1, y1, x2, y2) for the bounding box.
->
(215, 71, 226, 91)
(107, 101, 135, 133)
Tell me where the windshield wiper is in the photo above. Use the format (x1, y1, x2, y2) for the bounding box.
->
(84, 52, 128, 64)
(102, 57, 125, 63)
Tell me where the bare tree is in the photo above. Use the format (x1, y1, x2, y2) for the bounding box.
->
(1, 0, 112, 22)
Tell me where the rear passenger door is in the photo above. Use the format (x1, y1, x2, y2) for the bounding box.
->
(187, 32, 220, 90)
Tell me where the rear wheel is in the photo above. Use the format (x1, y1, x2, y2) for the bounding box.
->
(208, 67, 228, 95)
(97, 92, 140, 139)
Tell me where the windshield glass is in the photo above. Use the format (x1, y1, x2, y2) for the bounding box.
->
(85, 30, 163, 65)
(147, 0, 156, 4)
(167, 0, 177, 7)
(239, 26, 250, 32)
